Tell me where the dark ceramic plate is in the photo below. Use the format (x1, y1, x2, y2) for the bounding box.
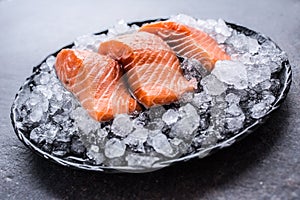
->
(11, 18, 292, 173)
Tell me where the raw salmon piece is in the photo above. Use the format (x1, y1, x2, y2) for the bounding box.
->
(139, 21, 231, 71)
(98, 32, 196, 107)
(55, 49, 140, 121)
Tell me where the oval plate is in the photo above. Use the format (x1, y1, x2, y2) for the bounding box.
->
(11, 18, 292, 173)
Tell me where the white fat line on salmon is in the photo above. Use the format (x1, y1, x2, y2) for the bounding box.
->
(75, 64, 117, 107)
(156, 29, 186, 40)
(175, 41, 196, 55)
(70, 57, 105, 90)
(94, 74, 127, 116)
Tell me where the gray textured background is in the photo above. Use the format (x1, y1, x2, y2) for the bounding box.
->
(1, 0, 299, 199)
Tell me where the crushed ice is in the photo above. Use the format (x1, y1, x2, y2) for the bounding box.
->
(12, 14, 287, 169)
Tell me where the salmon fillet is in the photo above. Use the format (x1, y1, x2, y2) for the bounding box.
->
(55, 49, 140, 121)
(98, 32, 196, 107)
(139, 21, 231, 71)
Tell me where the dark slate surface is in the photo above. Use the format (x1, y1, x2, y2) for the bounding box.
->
(0, 0, 299, 199)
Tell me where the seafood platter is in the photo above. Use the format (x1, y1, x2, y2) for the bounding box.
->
(11, 14, 291, 173)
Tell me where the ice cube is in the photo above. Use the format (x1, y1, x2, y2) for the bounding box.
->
(170, 117, 198, 140)
(132, 112, 149, 129)
(170, 104, 200, 140)
(225, 93, 240, 105)
(192, 92, 212, 106)
(96, 129, 108, 142)
(259, 80, 272, 91)
(225, 100, 245, 132)
(30, 127, 43, 143)
(126, 153, 160, 168)
(40, 63, 50, 71)
(29, 108, 44, 122)
(238, 52, 254, 65)
(87, 147, 105, 165)
(179, 103, 198, 119)
(70, 138, 86, 155)
(111, 114, 133, 137)
(74, 34, 99, 51)
(179, 92, 194, 104)
(124, 128, 149, 153)
(36, 85, 53, 99)
(169, 14, 198, 27)
(250, 102, 269, 119)
(226, 114, 245, 132)
(227, 33, 249, 53)
(269, 62, 282, 73)
(104, 138, 126, 159)
(44, 125, 59, 144)
(214, 19, 232, 43)
(226, 104, 243, 117)
(146, 118, 165, 131)
(71, 107, 101, 134)
(195, 19, 216, 35)
(261, 92, 276, 105)
(150, 133, 174, 157)
(46, 56, 56, 68)
(55, 130, 72, 143)
(26, 96, 40, 107)
(212, 60, 248, 89)
(108, 19, 133, 36)
(52, 149, 68, 157)
(162, 109, 179, 125)
(248, 38, 260, 54)
(196, 131, 219, 148)
(181, 58, 209, 80)
(148, 106, 166, 119)
(201, 74, 227, 95)
(216, 19, 232, 36)
(39, 72, 50, 85)
(247, 65, 271, 87)
(169, 138, 189, 154)
(271, 51, 287, 66)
